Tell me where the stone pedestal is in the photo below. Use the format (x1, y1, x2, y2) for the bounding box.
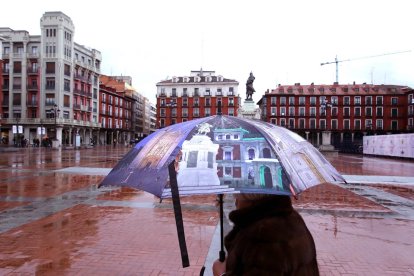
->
(319, 131, 337, 152)
(238, 100, 261, 119)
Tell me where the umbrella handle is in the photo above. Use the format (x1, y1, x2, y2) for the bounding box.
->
(219, 194, 226, 262)
(168, 161, 190, 268)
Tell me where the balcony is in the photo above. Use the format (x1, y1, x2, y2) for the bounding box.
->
(2, 69, 9, 75)
(27, 68, 39, 74)
(27, 100, 38, 107)
(27, 84, 38, 91)
(13, 85, 22, 90)
(2, 85, 9, 91)
(27, 52, 40, 59)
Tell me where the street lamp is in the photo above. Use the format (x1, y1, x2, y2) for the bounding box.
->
(14, 117, 20, 147)
(50, 104, 60, 141)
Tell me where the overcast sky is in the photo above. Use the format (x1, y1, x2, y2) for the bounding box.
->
(2, 0, 413, 103)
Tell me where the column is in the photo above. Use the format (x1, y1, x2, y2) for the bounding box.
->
(340, 132, 344, 143)
(68, 128, 72, 145)
(305, 131, 309, 141)
(316, 132, 320, 146)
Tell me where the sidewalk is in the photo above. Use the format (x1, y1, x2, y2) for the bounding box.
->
(0, 147, 413, 275)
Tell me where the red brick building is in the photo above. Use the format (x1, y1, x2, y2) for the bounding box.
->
(156, 70, 240, 128)
(98, 75, 133, 145)
(258, 82, 412, 149)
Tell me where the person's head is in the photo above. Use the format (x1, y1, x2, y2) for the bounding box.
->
(234, 193, 291, 210)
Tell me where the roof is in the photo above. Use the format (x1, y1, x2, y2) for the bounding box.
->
(265, 83, 411, 96)
(157, 75, 239, 85)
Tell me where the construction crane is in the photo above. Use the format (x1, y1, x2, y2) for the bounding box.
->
(320, 50, 411, 83)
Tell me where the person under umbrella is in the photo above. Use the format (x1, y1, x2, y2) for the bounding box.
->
(212, 193, 319, 275)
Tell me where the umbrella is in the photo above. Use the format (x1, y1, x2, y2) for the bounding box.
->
(99, 115, 346, 268)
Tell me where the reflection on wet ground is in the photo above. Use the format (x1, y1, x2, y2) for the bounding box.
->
(0, 146, 413, 274)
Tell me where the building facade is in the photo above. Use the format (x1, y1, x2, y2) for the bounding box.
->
(156, 70, 240, 128)
(98, 78, 133, 145)
(258, 82, 412, 149)
(0, 12, 102, 147)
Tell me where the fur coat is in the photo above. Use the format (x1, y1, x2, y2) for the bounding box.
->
(224, 196, 319, 275)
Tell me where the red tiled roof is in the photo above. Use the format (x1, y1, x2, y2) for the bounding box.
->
(268, 83, 411, 96)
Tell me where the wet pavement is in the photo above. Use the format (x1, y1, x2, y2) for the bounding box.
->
(0, 147, 413, 275)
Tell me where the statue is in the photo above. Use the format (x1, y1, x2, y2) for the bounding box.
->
(246, 72, 255, 101)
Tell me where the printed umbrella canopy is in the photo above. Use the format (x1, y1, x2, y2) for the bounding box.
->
(99, 115, 346, 267)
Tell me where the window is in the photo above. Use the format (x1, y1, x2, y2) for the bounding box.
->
(217, 88, 222, 96)
(64, 64, 71, 76)
(331, 96, 338, 105)
(289, 97, 295, 105)
(365, 96, 372, 105)
(355, 120, 361, 130)
(376, 107, 383, 117)
(280, 118, 286, 127)
(331, 107, 338, 116)
(289, 107, 295, 116)
(172, 88, 177, 97)
(45, 78, 55, 90)
(280, 97, 286, 105)
(310, 97, 316, 105)
(355, 96, 361, 105)
(271, 97, 277, 105)
(64, 79, 70, 92)
(299, 97, 305, 105)
(344, 96, 350, 105)
(225, 151, 232, 160)
(365, 119, 372, 129)
(229, 98, 234, 106)
(228, 108, 234, 116)
(248, 149, 255, 160)
(225, 167, 232, 176)
(391, 108, 398, 117)
(194, 88, 199, 96)
(288, 118, 294, 128)
(271, 107, 276, 116)
(193, 108, 200, 117)
(13, 62, 22, 73)
(354, 107, 361, 117)
(366, 107, 372, 117)
(299, 107, 305, 116)
(183, 88, 188, 96)
(310, 119, 316, 129)
(280, 107, 286, 116)
(391, 120, 398, 130)
(376, 96, 383, 105)
(344, 119, 350, 130)
(310, 107, 316, 116)
(299, 119, 305, 129)
(376, 119, 383, 129)
(205, 88, 211, 96)
(331, 119, 338, 130)
(344, 107, 350, 117)
(229, 87, 234, 95)
(391, 97, 398, 105)
(320, 119, 326, 129)
(46, 62, 55, 74)
(205, 108, 211, 116)
(13, 93, 21, 105)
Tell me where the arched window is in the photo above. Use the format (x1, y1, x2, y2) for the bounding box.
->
(248, 148, 255, 160)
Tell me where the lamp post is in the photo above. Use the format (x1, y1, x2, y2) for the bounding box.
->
(51, 104, 60, 140)
(14, 117, 20, 147)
